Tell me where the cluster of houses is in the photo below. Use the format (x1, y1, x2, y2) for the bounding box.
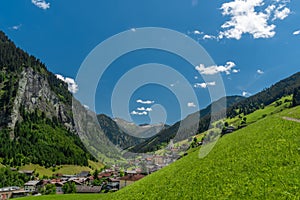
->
(0, 154, 179, 200)
(0, 141, 188, 199)
(0, 168, 147, 199)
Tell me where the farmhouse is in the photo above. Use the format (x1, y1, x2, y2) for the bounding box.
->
(24, 180, 42, 193)
(119, 174, 145, 189)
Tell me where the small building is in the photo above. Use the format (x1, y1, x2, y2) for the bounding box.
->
(98, 172, 113, 179)
(53, 182, 64, 194)
(104, 182, 119, 192)
(18, 170, 34, 177)
(77, 171, 90, 178)
(119, 174, 145, 189)
(75, 185, 102, 193)
(24, 180, 42, 193)
(0, 186, 28, 199)
(153, 156, 164, 165)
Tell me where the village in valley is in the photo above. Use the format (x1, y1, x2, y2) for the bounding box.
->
(0, 140, 189, 199)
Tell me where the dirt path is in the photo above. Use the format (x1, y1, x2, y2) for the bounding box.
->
(282, 117, 300, 123)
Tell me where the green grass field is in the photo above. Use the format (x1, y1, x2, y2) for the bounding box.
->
(19, 105, 300, 199)
(17, 160, 103, 178)
(226, 95, 293, 127)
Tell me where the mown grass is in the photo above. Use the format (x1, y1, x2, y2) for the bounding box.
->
(17, 194, 102, 200)
(19, 105, 300, 199)
(18, 160, 103, 178)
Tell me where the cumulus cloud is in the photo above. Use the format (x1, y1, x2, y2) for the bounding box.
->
(293, 30, 300, 35)
(187, 102, 196, 108)
(219, 0, 291, 40)
(55, 74, 78, 94)
(257, 69, 264, 74)
(136, 99, 155, 104)
(32, 0, 50, 10)
(137, 107, 153, 112)
(242, 91, 251, 97)
(203, 34, 216, 40)
(195, 61, 236, 75)
(131, 111, 148, 116)
(194, 81, 216, 88)
(193, 30, 203, 35)
(273, 6, 290, 20)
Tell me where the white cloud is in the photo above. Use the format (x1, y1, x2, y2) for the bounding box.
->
(219, 0, 291, 40)
(170, 83, 175, 87)
(194, 76, 198, 80)
(55, 74, 78, 94)
(257, 69, 264, 74)
(193, 30, 203, 35)
(32, 0, 50, 10)
(136, 99, 155, 104)
(232, 69, 240, 73)
(273, 6, 290, 20)
(137, 107, 153, 112)
(131, 111, 148, 116)
(194, 81, 216, 88)
(187, 102, 196, 108)
(203, 34, 216, 40)
(242, 91, 251, 97)
(10, 24, 22, 30)
(195, 61, 236, 75)
(130, 28, 136, 32)
(293, 30, 300, 35)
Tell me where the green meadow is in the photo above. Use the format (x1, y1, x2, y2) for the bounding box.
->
(19, 105, 300, 199)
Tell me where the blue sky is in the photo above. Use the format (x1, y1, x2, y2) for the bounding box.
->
(0, 0, 299, 125)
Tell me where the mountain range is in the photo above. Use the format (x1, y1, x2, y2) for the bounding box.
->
(1, 29, 300, 168)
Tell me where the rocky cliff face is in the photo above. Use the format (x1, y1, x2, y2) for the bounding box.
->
(0, 30, 96, 166)
(7, 67, 74, 137)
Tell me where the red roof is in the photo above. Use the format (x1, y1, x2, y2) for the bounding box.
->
(120, 174, 145, 181)
(98, 172, 112, 178)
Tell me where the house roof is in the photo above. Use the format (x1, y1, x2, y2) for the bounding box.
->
(76, 186, 102, 193)
(24, 180, 41, 186)
(125, 170, 137, 174)
(98, 172, 112, 178)
(19, 170, 34, 175)
(77, 171, 90, 177)
(120, 174, 145, 181)
(108, 177, 120, 182)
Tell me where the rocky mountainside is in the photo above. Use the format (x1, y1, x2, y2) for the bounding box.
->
(0, 31, 99, 167)
(96, 114, 145, 150)
(113, 118, 168, 138)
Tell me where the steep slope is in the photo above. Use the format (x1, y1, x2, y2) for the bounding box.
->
(0, 31, 94, 167)
(227, 71, 300, 118)
(97, 114, 145, 149)
(130, 96, 244, 153)
(106, 106, 300, 199)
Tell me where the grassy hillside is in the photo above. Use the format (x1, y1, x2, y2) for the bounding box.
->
(21, 105, 300, 199)
(108, 108, 300, 199)
(226, 95, 292, 127)
(18, 160, 103, 178)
